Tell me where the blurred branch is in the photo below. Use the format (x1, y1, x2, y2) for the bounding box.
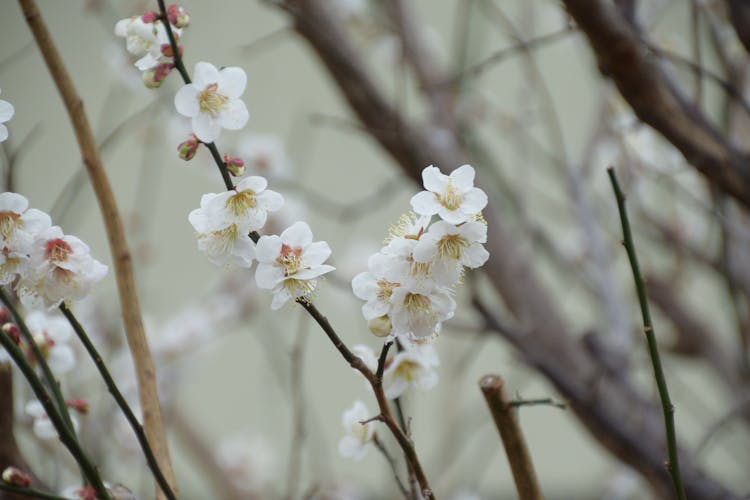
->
(479, 374, 543, 500)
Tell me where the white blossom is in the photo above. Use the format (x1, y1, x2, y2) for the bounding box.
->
(25, 399, 79, 440)
(410, 165, 487, 224)
(255, 222, 335, 309)
(26, 311, 76, 374)
(389, 281, 455, 339)
(0, 192, 51, 284)
(188, 193, 256, 268)
(383, 344, 439, 399)
(412, 220, 489, 285)
(175, 61, 249, 142)
(0, 89, 14, 142)
(17, 226, 108, 310)
(114, 17, 178, 71)
(338, 400, 374, 460)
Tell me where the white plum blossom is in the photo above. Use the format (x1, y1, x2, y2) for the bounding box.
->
(189, 193, 256, 268)
(175, 62, 249, 142)
(17, 226, 108, 310)
(410, 165, 488, 224)
(338, 400, 374, 460)
(352, 252, 403, 322)
(0, 89, 14, 142)
(25, 399, 79, 440)
(238, 134, 289, 178)
(206, 176, 284, 231)
(114, 16, 178, 71)
(255, 222, 335, 309)
(389, 281, 455, 339)
(0, 192, 51, 284)
(412, 220, 489, 285)
(26, 311, 76, 374)
(383, 344, 439, 399)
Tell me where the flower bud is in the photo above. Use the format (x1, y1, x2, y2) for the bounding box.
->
(66, 398, 90, 415)
(167, 4, 190, 28)
(0, 306, 10, 324)
(2, 322, 20, 345)
(142, 62, 174, 89)
(160, 43, 183, 59)
(140, 10, 159, 23)
(224, 154, 245, 177)
(2, 466, 31, 487)
(367, 315, 392, 338)
(178, 134, 200, 161)
(75, 485, 98, 500)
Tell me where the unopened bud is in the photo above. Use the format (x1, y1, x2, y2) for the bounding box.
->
(2, 466, 31, 487)
(367, 315, 392, 338)
(66, 398, 89, 415)
(167, 4, 190, 28)
(160, 43, 183, 58)
(142, 62, 173, 89)
(0, 306, 10, 324)
(140, 10, 159, 23)
(2, 322, 20, 345)
(224, 154, 245, 177)
(178, 134, 200, 161)
(76, 485, 98, 500)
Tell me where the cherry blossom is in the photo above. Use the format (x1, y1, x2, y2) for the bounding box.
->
(255, 222, 335, 309)
(0, 192, 51, 285)
(338, 400, 374, 460)
(410, 165, 488, 224)
(175, 62, 249, 142)
(0, 89, 14, 142)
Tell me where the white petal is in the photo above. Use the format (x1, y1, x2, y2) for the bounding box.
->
(217, 67, 247, 99)
(258, 190, 284, 212)
(462, 243, 489, 268)
(238, 175, 267, 193)
(461, 187, 488, 214)
(0, 192, 28, 213)
(460, 221, 487, 243)
(385, 376, 408, 399)
(174, 85, 200, 117)
(193, 114, 221, 142)
(410, 191, 441, 216)
(352, 272, 377, 300)
(450, 164, 475, 190)
(34, 418, 59, 440)
(281, 222, 313, 248)
(0, 124, 7, 142)
(193, 61, 220, 87)
(362, 300, 389, 320)
(135, 53, 159, 71)
(412, 237, 438, 263)
(0, 100, 15, 122)
(421, 165, 447, 192)
(271, 287, 291, 310)
(217, 99, 249, 131)
(255, 235, 282, 263)
(294, 264, 335, 280)
(303, 241, 331, 266)
(255, 263, 284, 289)
(114, 18, 132, 36)
(437, 206, 468, 224)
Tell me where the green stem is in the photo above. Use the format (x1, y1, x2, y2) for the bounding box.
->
(0, 482, 70, 500)
(0, 316, 110, 499)
(59, 304, 177, 500)
(607, 167, 687, 500)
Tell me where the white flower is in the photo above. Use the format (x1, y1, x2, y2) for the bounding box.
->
(238, 134, 289, 178)
(175, 62, 249, 142)
(255, 222, 335, 309)
(188, 193, 256, 268)
(207, 176, 284, 231)
(351, 344, 378, 372)
(114, 17, 178, 71)
(412, 220, 489, 285)
(389, 282, 455, 338)
(351, 252, 403, 321)
(17, 226, 108, 310)
(338, 400, 374, 460)
(0, 89, 14, 142)
(410, 165, 488, 224)
(383, 346, 439, 399)
(25, 399, 79, 440)
(26, 311, 76, 374)
(0, 192, 51, 284)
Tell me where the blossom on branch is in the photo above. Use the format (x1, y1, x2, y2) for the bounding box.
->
(412, 220, 489, 286)
(114, 16, 179, 71)
(255, 221, 335, 309)
(338, 400, 374, 460)
(175, 62, 249, 142)
(410, 164, 487, 224)
(0, 192, 51, 285)
(383, 342, 439, 399)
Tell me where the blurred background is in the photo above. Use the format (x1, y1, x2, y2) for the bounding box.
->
(1, 0, 749, 498)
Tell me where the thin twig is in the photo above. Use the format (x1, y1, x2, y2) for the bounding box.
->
(58, 304, 177, 500)
(607, 167, 686, 500)
(0, 483, 70, 500)
(372, 434, 410, 499)
(17, 2, 177, 495)
(479, 374, 543, 500)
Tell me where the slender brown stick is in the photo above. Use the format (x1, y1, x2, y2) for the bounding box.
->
(479, 375, 543, 500)
(16, 1, 177, 497)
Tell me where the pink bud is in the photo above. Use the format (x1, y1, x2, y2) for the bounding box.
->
(142, 63, 173, 89)
(140, 10, 159, 23)
(66, 398, 90, 415)
(0, 306, 10, 324)
(167, 4, 190, 28)
(2, 466, 31, 487)
(2, 322, 20, 345)
(223, 154, 246, 177)
(76, 485, 97, 500)
(178, 135, 200, 161)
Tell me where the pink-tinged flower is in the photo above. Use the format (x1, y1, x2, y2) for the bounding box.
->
(410, 165, 488, 224)
(17, 226, 107, 310)
(412, 220, 489, 285)
(255, 222, 335, 309)
(338, 400, 374, 460)
(174, 62, 249, 142)
(0, 89, 14, 142)
(0, 192, 51, 285)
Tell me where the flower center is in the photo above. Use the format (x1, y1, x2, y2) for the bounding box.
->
(284, 278, 316, 299)
(226, 190, 257, 216)
(277, 244, 303, 276)
(198, 83, 228, 116)
(437, 180, 462, 210)
(393, 358, 420, 382)
(201, 224, 238, 258)
(404, 292, 431, 314)
(0, 211, 20, 240)
(437, 234, 469, 260)
(45, 239, 72, 263)
(406, 255, 430, 277)
(376, 279, 400, 302)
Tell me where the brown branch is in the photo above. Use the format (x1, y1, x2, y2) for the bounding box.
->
(479, 375, 543, 500)
(562, 0, 750, 209)
(17, 1, 177, 498)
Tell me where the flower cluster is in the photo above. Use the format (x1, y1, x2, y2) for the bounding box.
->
(352, 164, 489, 341)
(115, 4, 189, 88)
(0, 193, 107, 310)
